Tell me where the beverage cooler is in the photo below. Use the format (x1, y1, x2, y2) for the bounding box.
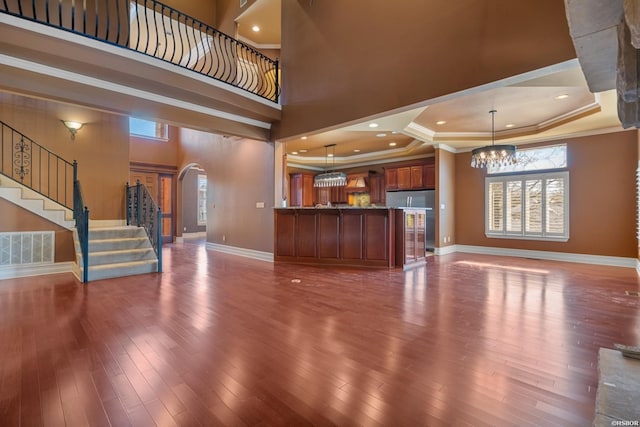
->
(395, 208, 427, 270)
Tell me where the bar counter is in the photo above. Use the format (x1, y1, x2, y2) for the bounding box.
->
(274, 207, 395, 268)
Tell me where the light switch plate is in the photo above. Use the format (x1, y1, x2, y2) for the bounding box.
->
(256, 202, 265, 208)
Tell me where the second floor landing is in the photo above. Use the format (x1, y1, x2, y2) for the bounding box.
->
(0, 11, 281, 140)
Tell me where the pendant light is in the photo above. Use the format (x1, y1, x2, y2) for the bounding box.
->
(313, 144, 347, 187)
(470, 110, 517, 168)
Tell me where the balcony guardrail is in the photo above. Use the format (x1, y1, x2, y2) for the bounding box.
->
(126, 180, 162, 273)
(0, 0, 280, 103)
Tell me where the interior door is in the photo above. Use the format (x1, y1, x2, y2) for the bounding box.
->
(129, 170, 174, 243)
(159, 174, 174, 243)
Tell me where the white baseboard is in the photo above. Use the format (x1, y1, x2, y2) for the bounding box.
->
(452, 244, 637, 268)
(205, 243, 274, 263)
(0, 262, 74, 280)
(434, 245, 457, 256)
(636, 259, 640, 276)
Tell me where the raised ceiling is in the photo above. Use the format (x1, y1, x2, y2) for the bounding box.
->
(236, 0, 281, 47)
(237, 0, 625, 170)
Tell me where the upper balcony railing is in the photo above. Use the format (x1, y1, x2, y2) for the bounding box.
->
(0, 0, 280, 103)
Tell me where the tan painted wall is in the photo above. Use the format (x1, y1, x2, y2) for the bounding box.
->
(455, 131, 638, 257)
(436, 149, 456, 249)
(129, 126, 180, 167)
(0, 93, 129, 220)
(276, 1, 576, 139)
(0, 199, 74, 262)
(179, 130, 275, 252)
(161, 0, 217, 28)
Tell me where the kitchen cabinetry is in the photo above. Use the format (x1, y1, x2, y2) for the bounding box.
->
(385, 161, 435, 191)
(385, 168, 398, 190)
(424, 163, 435, 189)
(274, 208, 394, 268)
(397, 167, 411, 189)
(369, 174, 385, 205)
(395, 208, 427, 269)
(290, 173, 314, 207)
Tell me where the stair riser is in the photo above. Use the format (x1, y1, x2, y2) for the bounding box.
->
(82, 262, 158, 281)
(89, 239, 151, 252)
(89, 228, 148, 240)
(88, 250, 157, 266)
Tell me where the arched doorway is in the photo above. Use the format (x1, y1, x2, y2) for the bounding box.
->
(177, 163, 207, 243)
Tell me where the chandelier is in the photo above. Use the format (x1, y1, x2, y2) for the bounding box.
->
(470, 110, 517, 168)
(314, 144, 347, 187)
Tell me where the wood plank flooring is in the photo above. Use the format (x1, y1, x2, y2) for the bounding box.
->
(1, 241, 639, 426)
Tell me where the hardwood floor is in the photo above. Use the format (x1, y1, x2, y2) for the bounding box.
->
(1, 242, 639, 426)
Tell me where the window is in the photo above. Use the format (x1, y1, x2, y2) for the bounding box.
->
(485, 144, 569, 241)
(487, 144, 567, 174)
(197, 175, 207, 226)
(129, 117, 168, 140)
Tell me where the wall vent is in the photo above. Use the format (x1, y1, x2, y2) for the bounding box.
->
(0, 232, 55, 266)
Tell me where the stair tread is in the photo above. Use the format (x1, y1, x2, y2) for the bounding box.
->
(87, 259, 157, 271)
(89, 248, 154, 256)
(89, 237, 148, 243)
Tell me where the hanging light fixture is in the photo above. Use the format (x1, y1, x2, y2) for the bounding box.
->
(313, 144, 347, 187)
(470, 110, 517, 168)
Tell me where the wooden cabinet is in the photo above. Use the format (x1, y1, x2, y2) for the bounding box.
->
(385, 168, 398, 190)
(397, 167, 411, 189)
(424, 163, 435, 189)
(289, 173, 314, 207)
(274, 208, 394, 268)
(385, 161, 436, 191)
(369, 174, 385, 205)
(395, 208, 427, 270)
(315, 187, 331, 205)
(410, 166, 424, 188)
(331, 185, 348, 204)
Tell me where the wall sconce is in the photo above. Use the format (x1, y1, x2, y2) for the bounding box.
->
(61, 120, 84, 140)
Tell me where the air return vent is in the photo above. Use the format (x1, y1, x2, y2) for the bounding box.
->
(0, 232, 54, 266)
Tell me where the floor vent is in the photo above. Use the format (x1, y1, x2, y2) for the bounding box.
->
(625, 290, 640, 297)
(0, 231, 54, 265)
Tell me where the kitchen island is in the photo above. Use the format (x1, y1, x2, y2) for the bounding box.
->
(274, 207, 396, 268)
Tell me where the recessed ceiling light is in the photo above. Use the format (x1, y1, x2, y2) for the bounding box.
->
(436, 120, 447, 125)
(353, 149, 361, 152)
(291, 151, 298, 155)
(368, 123, 379, 128)
(505, 123, 515, 128)
(301, 136, 307, 140)
(252, 25, 260, 32)
(555, 94, 569, 100)
(376, 133, 387, 137)
(389, 142, 397, 147)
(328, 153, 334, 157)
(299, 149, 307, 153)
(391, 131, 400, 134)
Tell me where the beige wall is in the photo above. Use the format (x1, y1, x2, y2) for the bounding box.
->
(0, 199, 74, 262)
(276, 1, 576, 140)
(0, 93, 129, 220)
(179, 130, 275, 252)
(436, 149, 456, 249)
(161, 0, 217, 28)
(455, 131, 637, 258)
(129, 126, 180, 167)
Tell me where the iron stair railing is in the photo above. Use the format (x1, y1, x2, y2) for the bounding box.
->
(0, 0, 280, 103)
(1, 120, 75, 209)
(73, 171, 89, 284)
(0, 119, 90, 283)
(125, 180, 162, 273)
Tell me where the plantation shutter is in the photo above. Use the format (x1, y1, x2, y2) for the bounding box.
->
(488, 181, 504, 232)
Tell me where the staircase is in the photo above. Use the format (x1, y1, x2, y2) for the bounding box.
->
(73, 226, 158, 282)
(0, 176, 75, 230)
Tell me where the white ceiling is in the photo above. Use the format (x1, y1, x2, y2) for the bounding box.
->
(237, 0, 625, 170)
